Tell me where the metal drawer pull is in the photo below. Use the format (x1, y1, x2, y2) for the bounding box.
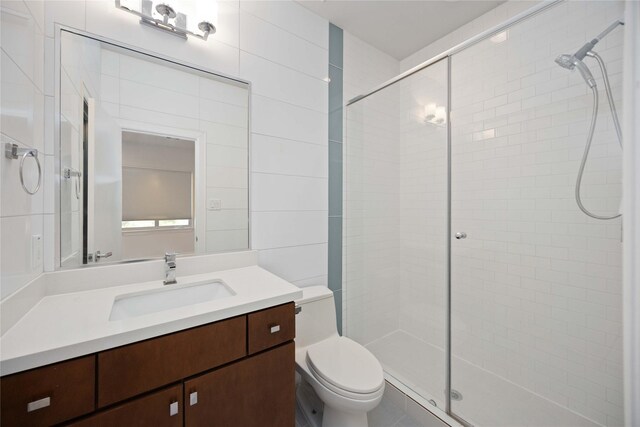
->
(190, 391, 198, 406)
(270, 324, 281, 334)
(169, 401, 179, 416)
(27, 397, 50, 412)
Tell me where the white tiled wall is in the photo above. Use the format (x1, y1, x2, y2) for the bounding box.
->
(342, 32, 400, 343)
(1, 0, 331, 299)
(395, 60, 449, 354)
(0, 1, 46, 299)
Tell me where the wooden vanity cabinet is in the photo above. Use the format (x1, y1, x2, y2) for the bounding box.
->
(0, 302, 296, 427)
(184, 342, 295, 427)
(97, 316, 246, 407)
(247, 302, 296, 355)
(0, 356, 95, 427)
(67, 384, 184, 427)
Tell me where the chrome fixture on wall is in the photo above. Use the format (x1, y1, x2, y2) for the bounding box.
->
(554, 19, 624, 220)
(4, 142, 42, 195)
(64, 167, 82, 200)
(115, 0, 217, 40)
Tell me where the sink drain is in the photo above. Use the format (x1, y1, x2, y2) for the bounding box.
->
(450, 389, 463, 401)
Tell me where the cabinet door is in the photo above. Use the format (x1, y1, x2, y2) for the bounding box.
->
(67, 384, 183, 427)
(0, 356, 95, 427)
(185, 342, 294, 427)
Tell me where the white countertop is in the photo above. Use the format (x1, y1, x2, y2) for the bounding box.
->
(0, 265, 302, 376)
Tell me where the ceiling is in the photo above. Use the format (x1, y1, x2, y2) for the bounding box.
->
(299, 0, 506, 60)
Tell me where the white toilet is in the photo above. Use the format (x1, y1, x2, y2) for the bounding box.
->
(295, 286, 385, 427)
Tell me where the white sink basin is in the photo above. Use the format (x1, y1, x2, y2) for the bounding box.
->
(109, 280, 235, 321)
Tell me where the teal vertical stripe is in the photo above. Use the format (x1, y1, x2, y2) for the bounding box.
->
(328, 23, 343, 334)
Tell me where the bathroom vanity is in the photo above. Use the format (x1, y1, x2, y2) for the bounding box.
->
(0, 252, 302, 427)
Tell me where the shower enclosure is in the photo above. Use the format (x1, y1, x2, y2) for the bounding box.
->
(344, 1, 625, 426)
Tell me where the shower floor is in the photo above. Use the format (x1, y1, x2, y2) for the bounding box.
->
(365, 330, 600, 427)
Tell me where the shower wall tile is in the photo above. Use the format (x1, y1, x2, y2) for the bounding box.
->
(447, 1, 622, 425)
(342, 29, 401, 343)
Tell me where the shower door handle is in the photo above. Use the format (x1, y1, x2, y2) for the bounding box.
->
(455, 232, 467, 240)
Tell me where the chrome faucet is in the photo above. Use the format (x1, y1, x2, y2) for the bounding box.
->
(164, 252, 177, 285)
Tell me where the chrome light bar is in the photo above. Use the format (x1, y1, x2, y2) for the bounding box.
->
(115, 1, 216, 41)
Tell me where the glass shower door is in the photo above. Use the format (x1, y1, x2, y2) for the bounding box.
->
(344, 58, 449, 408)
(449, 1, 624, 425)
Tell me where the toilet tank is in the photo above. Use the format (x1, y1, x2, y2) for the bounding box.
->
(295, 286, 339, 349)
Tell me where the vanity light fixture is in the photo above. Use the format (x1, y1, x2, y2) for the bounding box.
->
(424, 103, 446, 127)
(115, 0, 217, 41)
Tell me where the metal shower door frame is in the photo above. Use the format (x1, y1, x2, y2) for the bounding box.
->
(345, 1, 566, 426)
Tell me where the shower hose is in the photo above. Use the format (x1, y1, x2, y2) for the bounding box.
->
(575, 51, 623, 220)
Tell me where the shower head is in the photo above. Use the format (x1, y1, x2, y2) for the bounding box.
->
(555, 53, 577, 70)
(555, 54, 597, 88)
(554, 19, 624, 89)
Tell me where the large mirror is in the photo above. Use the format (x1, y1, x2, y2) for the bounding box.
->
(58, 30, 249, 269)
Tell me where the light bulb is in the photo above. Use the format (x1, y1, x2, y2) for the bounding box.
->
(197, 0, 218, 26)
(424, 103, 437, 120)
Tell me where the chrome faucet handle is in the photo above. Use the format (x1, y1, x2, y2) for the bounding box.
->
(164, 252, 177, 285)
(96, 251, 112, 260)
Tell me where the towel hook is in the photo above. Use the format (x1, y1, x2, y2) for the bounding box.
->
(5, 142, 42, 195)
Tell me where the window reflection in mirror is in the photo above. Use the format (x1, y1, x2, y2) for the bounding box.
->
(58, 31, 249, 269)
(121, 132, 195, 260)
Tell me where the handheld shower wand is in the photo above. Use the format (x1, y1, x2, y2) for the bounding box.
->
(554, 19, 624, 88)
(554, 19, 624, 221)
(555, 54, 597, 88)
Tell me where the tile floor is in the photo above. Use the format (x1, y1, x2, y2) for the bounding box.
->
(295, 380, 449, 427)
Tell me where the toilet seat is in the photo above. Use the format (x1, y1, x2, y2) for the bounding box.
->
(306, 337, 384, 400)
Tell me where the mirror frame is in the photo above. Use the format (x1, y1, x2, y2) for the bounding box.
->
(54, 25, 252, 270)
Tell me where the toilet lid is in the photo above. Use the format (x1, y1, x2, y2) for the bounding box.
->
(306, 337, 384, 394)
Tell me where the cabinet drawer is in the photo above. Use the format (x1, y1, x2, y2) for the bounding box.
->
(248, 302, 295, 354)
(0, 356, 95, 427)
(67, 384, 183, 427)
(98, 316, 246, 407)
